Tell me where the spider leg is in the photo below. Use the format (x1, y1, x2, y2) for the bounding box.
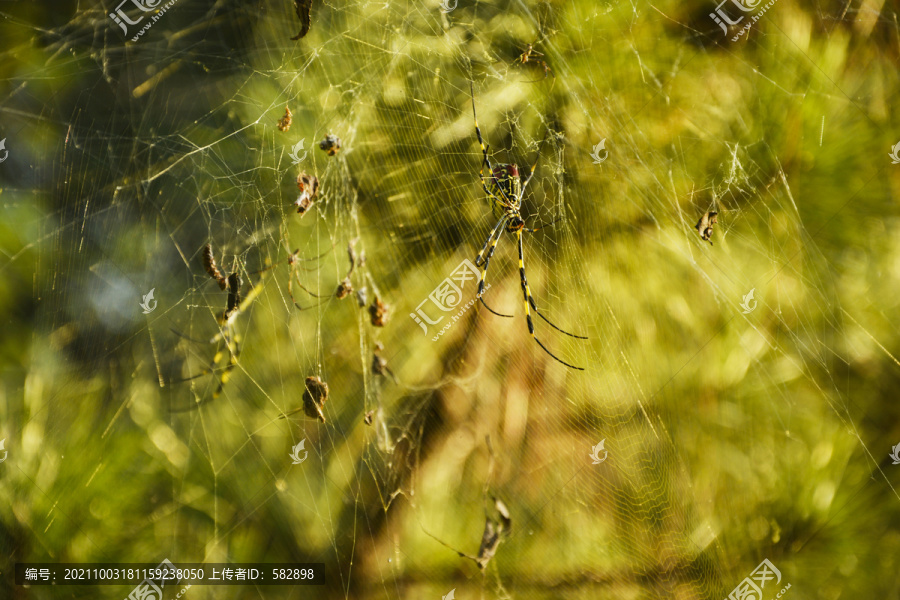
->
(470, 82, 516, 208)
(523, 218, 557, 233)
(475, 215, 508, 266)
(521, 131, 549, 193)
(475, 216, 514, 318)
(516, 229, 584, 369)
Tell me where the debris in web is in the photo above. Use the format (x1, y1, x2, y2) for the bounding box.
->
(335, 239, 362, 299)
(202, 243, 228, 290)
(371, 342, 396, 382)
(319, 134, 341, 156)
(368, 295, 389, 327)
(695, 210, 718, 245)
(294, 172, 319, 215)
(363, 410, 374, 425)
(280, 375, 328, 422)
(290, 0, 313, 40)
(475, 497, 511, 570)
(277, 105, 293, 132)
(355, 287, 367, 307)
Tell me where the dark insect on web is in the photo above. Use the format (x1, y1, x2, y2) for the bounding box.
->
(291, 0, 312, 40)
(363, 410, 374, 425)
(280, 375, 328, 422)
(295, 171, 319, 215)
(224, 272, 242, 320)
(277, 105, 293, 132)
(468, 82, 587, 370)
(202, 243, 228, 290)
(319, 134, 341, 156)
(696, 211, 718, 245)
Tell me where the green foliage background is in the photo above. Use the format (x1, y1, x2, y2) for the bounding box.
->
(1, 0, 899, 598)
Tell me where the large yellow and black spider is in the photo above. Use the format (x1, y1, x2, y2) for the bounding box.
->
(468, 83, 587, 370)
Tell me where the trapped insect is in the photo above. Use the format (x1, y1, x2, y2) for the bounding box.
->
(696, 211, 718, 244)
(280, 376, 329, 423)
(468, 82, 587, 370)
(319, 134, 341, 156)
(202, 243, 227, 290)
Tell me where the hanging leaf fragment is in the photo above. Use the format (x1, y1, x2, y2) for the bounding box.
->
(476, 497, 511, 570)
(369, 295, 389, 327)
(695, 211, 718, 245)
(290, 0, 313, 40)
(277, 105, 292, 132)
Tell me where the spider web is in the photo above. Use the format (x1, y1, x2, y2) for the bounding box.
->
(2, 0, 900, 599)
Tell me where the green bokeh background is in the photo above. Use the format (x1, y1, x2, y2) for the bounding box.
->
(1, 0, 899, 598)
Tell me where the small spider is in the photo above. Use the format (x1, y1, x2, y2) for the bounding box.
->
(277, 105, 293, 132)
(696, 211, 718, 245)
(516, 43, 553, 81)
(295, 172, 319, 215)
(280, 375, 328, 422)
(319, 134, 341, 156)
